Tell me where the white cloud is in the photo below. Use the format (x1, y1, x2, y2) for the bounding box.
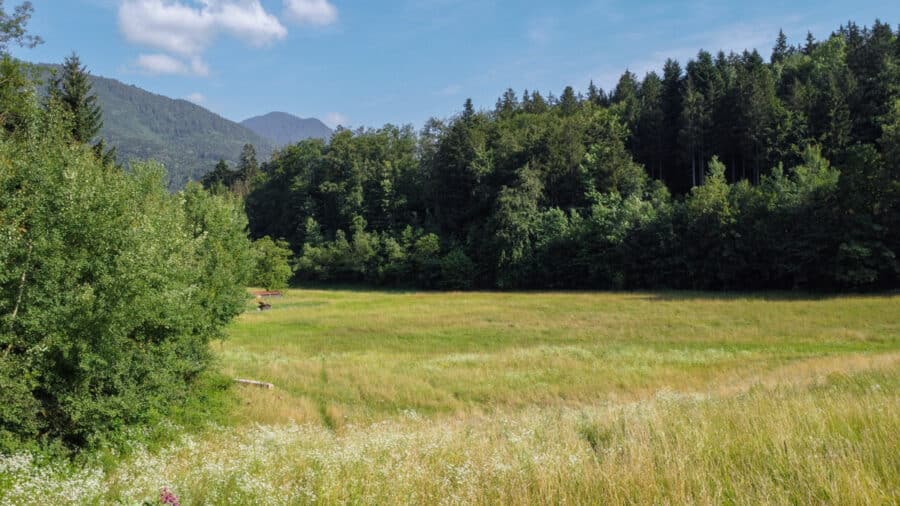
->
(283, 0, 338, 26)
(119, 0, 287, 76)
(135, 53, 210, 76)
(185, 92, 207, 104)
(323, 112, 348, 128)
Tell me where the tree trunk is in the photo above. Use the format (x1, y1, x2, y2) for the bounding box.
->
(4, 241, 32, 358)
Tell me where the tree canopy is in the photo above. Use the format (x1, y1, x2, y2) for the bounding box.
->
(242, 19, 898, 292)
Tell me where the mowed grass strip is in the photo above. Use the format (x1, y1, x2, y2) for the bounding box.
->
(220, 289, 899, 425)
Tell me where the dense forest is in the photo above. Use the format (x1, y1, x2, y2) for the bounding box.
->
(226, 20, 899, 291)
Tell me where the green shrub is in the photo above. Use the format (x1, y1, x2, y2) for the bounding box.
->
(251, 236, 295, 290)
(439, 249, 475, 290)
(0, 106, 252, 452)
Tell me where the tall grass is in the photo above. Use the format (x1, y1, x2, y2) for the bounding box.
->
(1, 289, 897, 504)
(2, 369, 897, 505)
(221, 290, 898, 426)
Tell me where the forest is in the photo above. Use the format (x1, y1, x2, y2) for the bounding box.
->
(205, 20, 900, 292)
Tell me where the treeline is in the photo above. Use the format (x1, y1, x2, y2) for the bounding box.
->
(234, 20, 899, 291)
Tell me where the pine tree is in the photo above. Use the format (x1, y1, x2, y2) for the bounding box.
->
(495, 88, 518, 117)
(462, 98, 475, 122)
(612, 70, 640, 129)
(661, 59, 685, 188)
(635, 72, 665, 179)
(803, 31, 816, 55)
(238, 144, 260, 181)
(587, 80, 600, 103)
(772, 29, 789, 63)
(559, 86, 578, 115)
(91, 138, 118, 168)
(201, 159, 238, 191)
(50, 53, 102, 143)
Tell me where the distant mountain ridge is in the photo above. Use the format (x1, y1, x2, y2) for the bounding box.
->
(32, 63, 334, 188)
(84, 73, 276, 189)
(241, 112, 333, 147)
(32, 63, 271, 188)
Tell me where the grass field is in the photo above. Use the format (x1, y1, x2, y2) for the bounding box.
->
(2, 289, 899, 504)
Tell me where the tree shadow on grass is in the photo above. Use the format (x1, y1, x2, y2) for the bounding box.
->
(637, 290, 899, 302)
(286, 282, 899, 302)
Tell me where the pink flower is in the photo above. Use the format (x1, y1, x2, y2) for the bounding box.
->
(160, 487, 180, 506)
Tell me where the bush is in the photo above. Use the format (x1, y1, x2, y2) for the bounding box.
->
(0, 108, 253, 451)
(251, 236, 295, 290)
(439, 248, 475, 290)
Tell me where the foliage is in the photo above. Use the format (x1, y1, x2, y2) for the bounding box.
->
(48, 53, 102, 143)
(245, 19, 898, 291)
(2, 288, 883, 503)
(0, 86, 252, 451)
(0, 1, 41, 55)
(251, 236, 294, 290)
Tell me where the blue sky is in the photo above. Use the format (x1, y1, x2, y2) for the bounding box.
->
(12, 1, 900, 129)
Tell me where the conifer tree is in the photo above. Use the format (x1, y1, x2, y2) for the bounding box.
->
(803, 31, 816, 55)
(50, 53, 102, 143)
(559, 86, 578, 115)
(238, 143, 260, 182)
(772, 29, 789, 63)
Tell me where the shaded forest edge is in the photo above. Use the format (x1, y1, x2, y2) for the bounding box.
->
(228, 20, 898, 292)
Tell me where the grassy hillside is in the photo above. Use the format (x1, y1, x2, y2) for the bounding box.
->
(88, 75, 274, 189)
(2, 290, 897, 504)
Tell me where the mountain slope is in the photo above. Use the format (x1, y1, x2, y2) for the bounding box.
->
(241, 111, 332, 147)
(86, 75, 275, 189)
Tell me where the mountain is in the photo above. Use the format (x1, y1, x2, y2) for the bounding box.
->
(241, 112, 333, 147)
(87, 75, 275, 189)
(37, 64, 275, 189)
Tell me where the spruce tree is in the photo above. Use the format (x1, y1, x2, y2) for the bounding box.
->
(50, 53, 102, 143)
(559, 86, 578, 115)
(238, 143, 260, 181)
(803, 31, 816, 55)
(772, 29, 789, 63)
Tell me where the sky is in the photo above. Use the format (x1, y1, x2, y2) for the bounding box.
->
(11, 0, 900, 129)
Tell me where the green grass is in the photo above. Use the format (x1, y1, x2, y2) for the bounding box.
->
(219, 289, 898, 426)
(1, 289, 898, 504)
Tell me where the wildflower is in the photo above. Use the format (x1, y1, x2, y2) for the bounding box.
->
(160, 487, 180, 506)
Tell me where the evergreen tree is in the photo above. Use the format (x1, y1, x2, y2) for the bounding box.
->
(661, 59, 685, 189)
(201, 159, 238, 191)
(495, 88, 518, 117)
(634, 72, 665, 179)
(559, 86, 578, 115)
(50, 53, 102, 143)
(803, 31, 816, 55)
(611, 70, 640, 129)
(238, 143, 260, 181)
(772, 29, 789, 63)
(525, 91, 549, 114)
(587, 80, 601, 105)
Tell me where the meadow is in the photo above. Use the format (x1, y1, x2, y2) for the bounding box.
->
(2, 289, 898, 504)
